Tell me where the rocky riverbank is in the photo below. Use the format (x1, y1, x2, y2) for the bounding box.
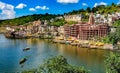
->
(53, 37, 117, 50)
(0, 27, 6, 34)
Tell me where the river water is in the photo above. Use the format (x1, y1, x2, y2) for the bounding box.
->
(0, 34, 110, 73)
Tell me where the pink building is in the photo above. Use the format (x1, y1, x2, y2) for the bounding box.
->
(64, 13, 109, 40)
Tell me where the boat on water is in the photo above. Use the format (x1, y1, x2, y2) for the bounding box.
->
(23, 47, 30, 51)
(59, 40, 66, 44)
(19, 58, 27, 64)
(66, 41, 72, 44)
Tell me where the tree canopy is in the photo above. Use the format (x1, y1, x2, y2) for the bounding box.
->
(22, 56, 89, 73)
(105, 52, 120, 73)
(0, 14, 59, 26)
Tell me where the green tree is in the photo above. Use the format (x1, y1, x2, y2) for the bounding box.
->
(111, 2, 116, 7)
(105, 52, 120, 73)
(86, 7, 91, 13)
(0, 14, 57, 26)
(102, 20, 120, 45)
(51, 18, 65, 26)
(113, 20, 120, 27)
(22, 56, 89, 73)
(67, 21, 78, 25)
(92, 7, 97, 13)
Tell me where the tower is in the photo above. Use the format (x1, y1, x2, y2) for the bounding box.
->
(88, 13, 95, 25)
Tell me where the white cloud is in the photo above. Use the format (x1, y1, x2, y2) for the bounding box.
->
(16, 3, 27, 9)
(35, 6, 41, 9)
(29, 5, 49, 12)
(0, 1, 15, 19)
(117, 0, 120, 5)
(82, 3, 88, 6)
(29, 8, 36, 11)
(118, 2, 120, 5)
(94, 3, 98, 7)
(57, 0, 79, 4)
(94, 2, 107, 7)
(35, 6, 49, 10)
(100, 2, 107, 5)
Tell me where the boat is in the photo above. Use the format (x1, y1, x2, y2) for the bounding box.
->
(23, 47, 30, 51)
(66, 41, 72, 44)
(59, 40, 66, 44)
(71, 43, 78, 46)
(19, 58, 27, 64)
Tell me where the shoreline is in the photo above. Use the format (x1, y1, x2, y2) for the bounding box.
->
(53, 37, 118, 51)
(0, 27, 6, 34)
(1, 32, 117, 51)
(0, 30, 119, 51)
(2, 33, 118, 51)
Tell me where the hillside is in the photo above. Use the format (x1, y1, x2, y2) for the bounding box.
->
(0, 13, 59, 26)
(0, 3, 120, 26)
(67, 3, 120, 15)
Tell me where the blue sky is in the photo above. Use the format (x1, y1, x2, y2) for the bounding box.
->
(0, 0, 119, 19)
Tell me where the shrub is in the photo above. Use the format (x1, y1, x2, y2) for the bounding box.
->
(105, 52, 120, 73)
(22, 55, 89, 73)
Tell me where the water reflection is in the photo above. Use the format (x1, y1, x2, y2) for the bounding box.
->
(0, 34, 108, 73)
(50, 43, 106, 73)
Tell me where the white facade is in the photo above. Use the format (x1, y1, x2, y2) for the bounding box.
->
(64, 14, 82, 22)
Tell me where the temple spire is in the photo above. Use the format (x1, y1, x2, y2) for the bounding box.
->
(88, 13, 95, 25)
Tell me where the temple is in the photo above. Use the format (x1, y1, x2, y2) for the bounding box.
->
(64, 13, 109, 40)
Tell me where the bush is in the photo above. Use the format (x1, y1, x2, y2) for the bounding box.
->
(22, 55, 89, 73)
(105, 52, 120, 73)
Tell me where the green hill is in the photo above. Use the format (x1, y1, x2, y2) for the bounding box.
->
(0, 3, 120, 26)
(0, 13, 58, 26)
(66, 3, 120, 15)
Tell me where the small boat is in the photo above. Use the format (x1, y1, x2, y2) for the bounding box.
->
(19, 58, 27, 64)
(60, 40, 66, 44)
(23, 47, 30, 51)
(66, 41, 72, 44)
(71, 43, 78, 46)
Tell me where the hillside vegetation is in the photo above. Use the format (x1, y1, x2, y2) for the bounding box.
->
(67, 3, 120, 15)
(0, 13, 58, 26)
(0, 3, 120, 26)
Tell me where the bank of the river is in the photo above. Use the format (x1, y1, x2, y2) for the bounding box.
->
(53, 37, 117, 51)
(0, 27, 6, 33)
(0, 34, 111, 73)
(2, 26, 118, 51)
(2, 25, 117, 51)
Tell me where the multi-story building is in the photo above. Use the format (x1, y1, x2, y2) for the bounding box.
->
(78, 23, 109, 40)
(64, 13, 109, 40)
(64, 24, 80, 38)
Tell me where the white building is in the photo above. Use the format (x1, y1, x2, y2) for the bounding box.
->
(64, 14, 82, 22)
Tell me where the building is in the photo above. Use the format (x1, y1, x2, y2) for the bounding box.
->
(32, 20, 41, 33)
(64, 13, 109, 40)
(78, 23, 109, 40)
(64, 24, 79, 38)
(58, 26, 64, 35)
(64, 14, 82, 22)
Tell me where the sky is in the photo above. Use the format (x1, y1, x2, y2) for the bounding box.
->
(0, 0, 120, 19)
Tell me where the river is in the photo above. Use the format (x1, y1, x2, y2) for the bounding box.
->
(0, 34, 110, 73)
